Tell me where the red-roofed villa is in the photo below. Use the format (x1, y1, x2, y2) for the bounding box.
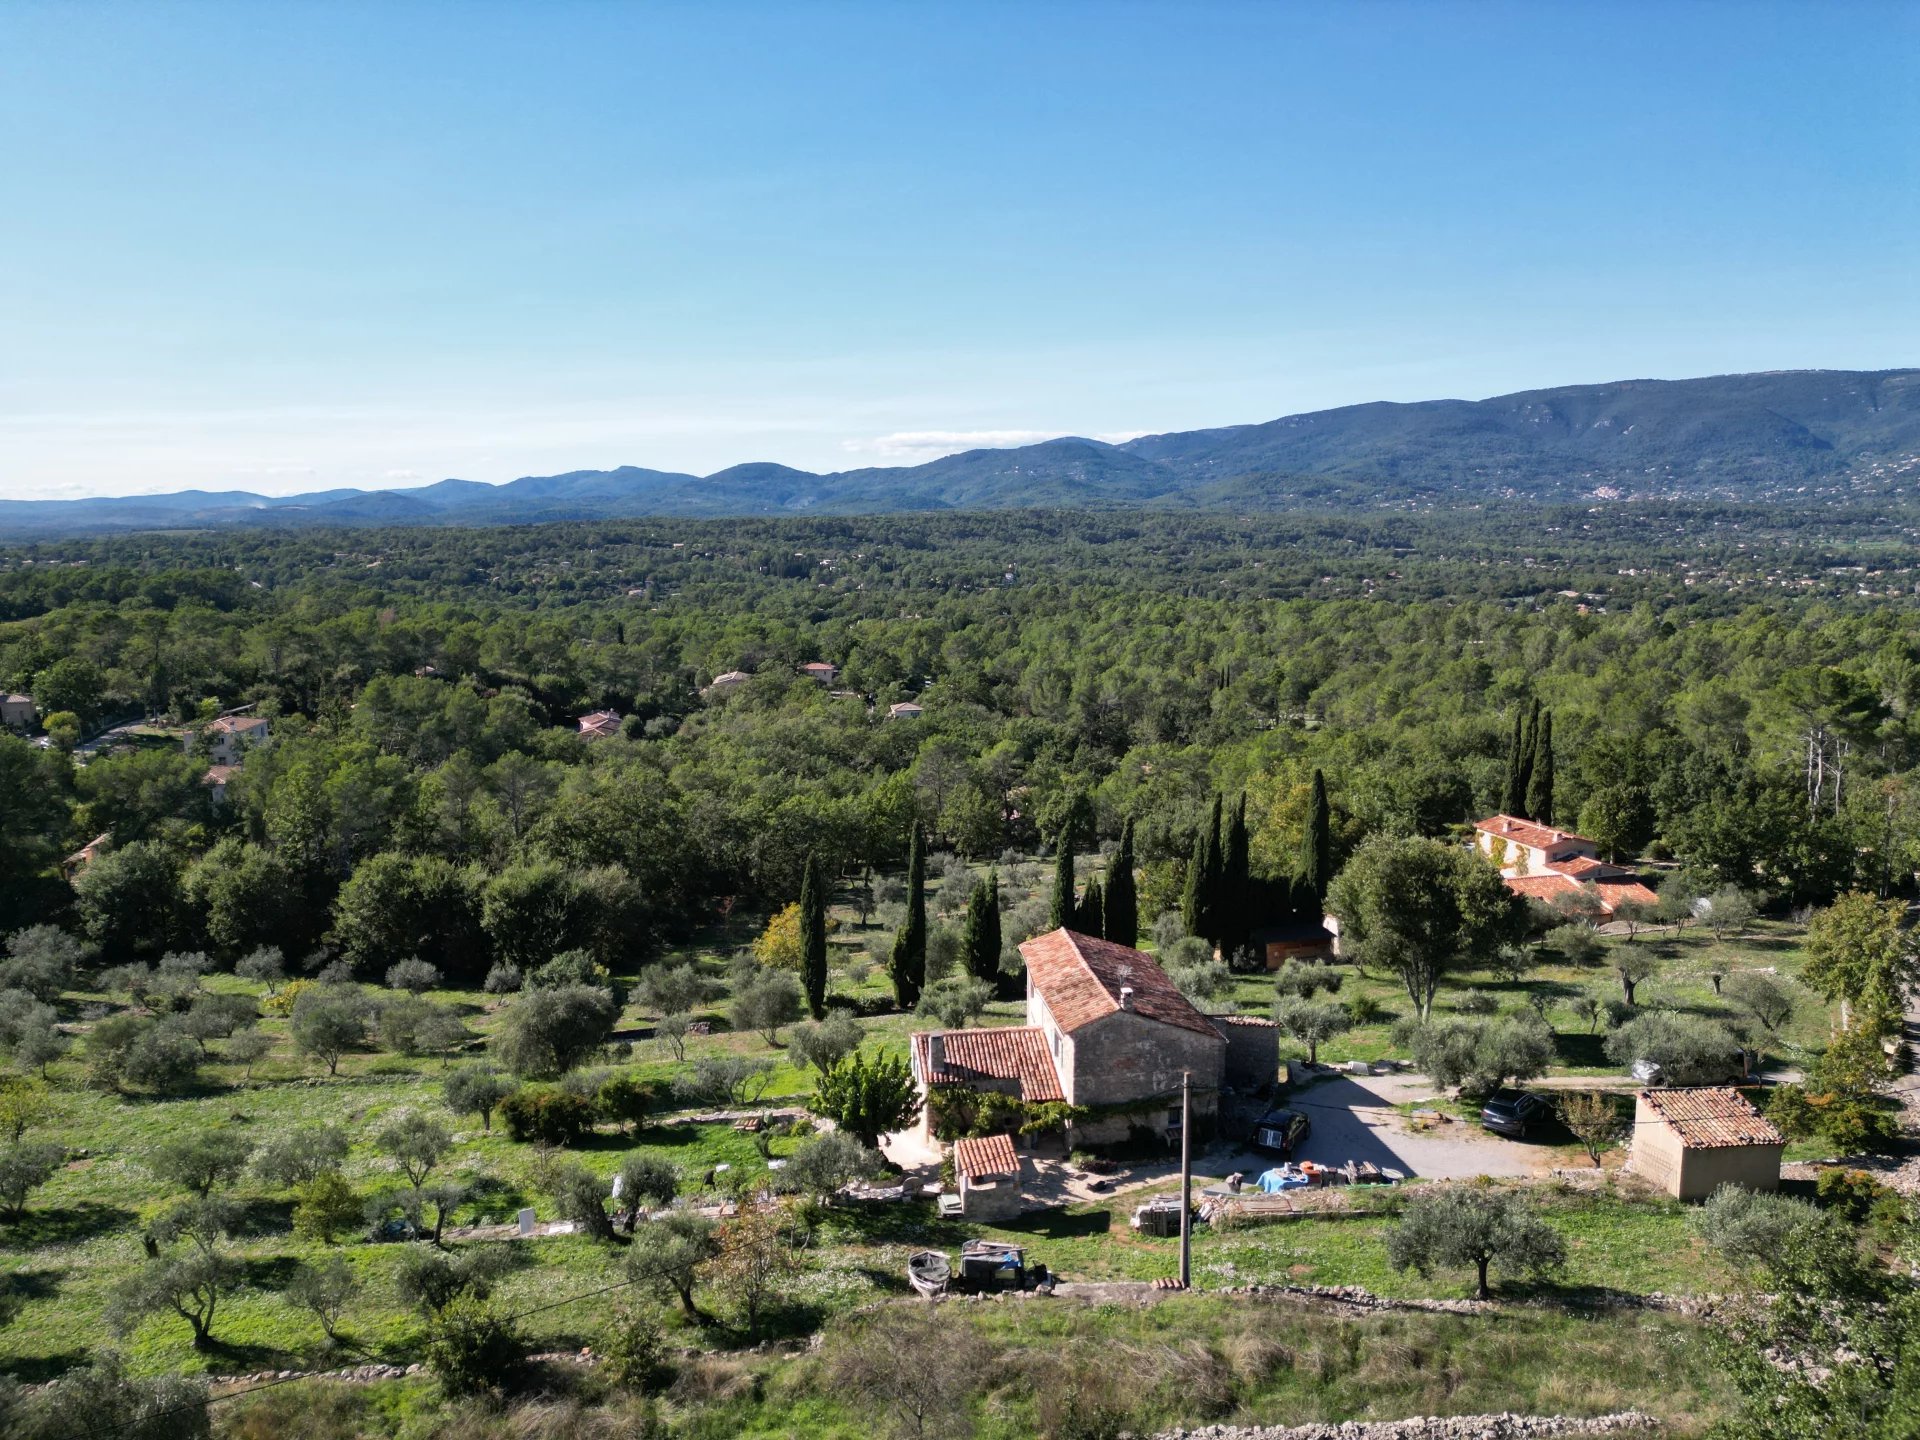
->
(1472, 815, 1658, 917)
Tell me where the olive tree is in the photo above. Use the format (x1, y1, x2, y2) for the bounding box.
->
(1385, 1186, 1565, 1299)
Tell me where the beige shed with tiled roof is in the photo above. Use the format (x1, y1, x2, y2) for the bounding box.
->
(1633, 1087, 1785, 1200)
(953, 1133, 1025, 1220)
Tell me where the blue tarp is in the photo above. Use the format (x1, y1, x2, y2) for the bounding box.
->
(1256, 1167, 1308, 1193)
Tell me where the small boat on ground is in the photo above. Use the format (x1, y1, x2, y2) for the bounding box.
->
(908, 1248, 951, 1297)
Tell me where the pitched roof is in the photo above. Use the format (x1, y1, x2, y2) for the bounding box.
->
(887, 701, 924, 716)
(910, 1027, 1064, 1102)
(1546, 855, 1617, 880)
(1640, 1087, 1784, 1149)
(576, 710, 622, 738)
(208, 714, 268, 734)
(799, 662, 837, 674)
(1019, 929, 1225, 1041)
(201, 765, 238, 785)
(1210, 1013, 1279, 1029)
(954, 1133, 1020, 1182)
(1594, 879, 1660, 910)
(1474, 814, 1595, 852)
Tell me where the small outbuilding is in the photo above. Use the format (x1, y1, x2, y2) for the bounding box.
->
(1250, 918, 1337, 967)
(953, 1133, 1025, 1220)
(1633, 1087, 1785, 1200)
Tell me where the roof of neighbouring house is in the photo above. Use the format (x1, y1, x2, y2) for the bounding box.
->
(201, 765, 238, 786)
(1019, 929, 1225, 1041)
(888, 701, 924, 716)
(910, 1027, 1065, 1102)
(65, 832, 110, 867)
(799, 661, 837, 674)
(2, 693, 33, 705)
(1250, 918, 1335, 945)
(709, 670, 751, 685)
(1640, 1087, 1784, 1149)
(208, 714, 268, 733)
(954, 1132, 1020, 1182)
(1547, 855, 1616, 879)
(1210, 1014, 1279, 1029)
(1505, 873, 1583, 903)
(1594, 879, 1660, 910)
(576, 710, 622, 738)
(1474, 814, 1595, 852)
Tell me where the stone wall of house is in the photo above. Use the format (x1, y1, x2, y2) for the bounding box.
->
(1063, 1010, 1225, 1110)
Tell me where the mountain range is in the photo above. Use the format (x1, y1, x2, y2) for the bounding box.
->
(5, 368, 1917, 538)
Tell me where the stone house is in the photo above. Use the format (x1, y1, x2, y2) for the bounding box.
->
(192, 713, 270, 765)
(910, 929, 1228, 1150)
(201, 764, 238, 806)
(798, 661, 838, 684)
(886, 701, 924, 720)
(1632, 1087, 1784, 1200)
(1209, 1013, 1281, 1091)
(1, 694, 36, 729)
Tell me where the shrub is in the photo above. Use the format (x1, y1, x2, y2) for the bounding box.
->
(550, 1162, 616, 1241)
(292, 1172, 363, 1243)
(483, 962, 524, 994)
(597, 1073, 654, 1135)
(494, 984, 617, 1078)
(1347, 994, 1386, 1025)
(601, 1302, 673, 1393)
(1454, 989, 1497, 1016)
(1603, 1011, 1740, 1085)
(424, 1297, 526, 1398)
(497, 1086, 597, 1146)
(259, 978, 314, 1018)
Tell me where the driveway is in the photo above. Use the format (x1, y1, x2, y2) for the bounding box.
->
(1258, 1073, 1549, 1180)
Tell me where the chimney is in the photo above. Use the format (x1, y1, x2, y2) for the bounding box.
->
(1119, 986, 1135, 1011)
(928, 1033, 946, 1071)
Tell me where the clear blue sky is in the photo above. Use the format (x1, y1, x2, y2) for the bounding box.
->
(2, 1, 1915, 498)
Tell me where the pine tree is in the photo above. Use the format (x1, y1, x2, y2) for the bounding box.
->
(1300, 769, 1333, 912)
(1503, 712, 1527, 816)
(799, 852, 828, 1020)
(889, 824, 926, 1009)
(1526, 711, 1555, 826)
(1077, 878, 1104, 939)
(962, 871, 1002, 985)
(1104, 818, 1139, 948)
(1048, 822, 1078, 932)
(1221, 794, 1251, 962)
(1515, 701, 1540, 816)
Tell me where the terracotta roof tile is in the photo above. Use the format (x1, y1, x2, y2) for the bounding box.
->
(1640, 1087, 1783, 1148)
(1474, 814, 1595, 852)
(208, 715, 268, 734)
(1019, 929, 1224, 1041)
(954, 1133, 1020, 1181)
(1505, 874, 1581, 901)
(910, 1027, 1064, 1102)
(1594, 879, 1660, 910)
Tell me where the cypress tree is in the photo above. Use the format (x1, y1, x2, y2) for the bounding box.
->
(799, 851, 828, 1020)
(1104, 818, 1139, 948)
(1515, 700, 1540, 816)
(1527, 711, 1555, 826)
(1077, 878, 1104, 939)
(1048, 822, 1078, 931)
(1183, 797, 1224, 944)
(889, 824, 926, 1009)
(962, 870, 1001, 985)
(1503, 712, 1527, 815)
(1300, 769, 1333, 912)
(1221, 794, 1251, 962)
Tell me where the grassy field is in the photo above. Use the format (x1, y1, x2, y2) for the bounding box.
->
(213, 1296, 1738, 1439)
(0, 848, 1826, 1411)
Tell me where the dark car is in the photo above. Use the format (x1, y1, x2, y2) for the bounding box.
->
(1250, 1106, 1311, 1157)
(1479, 1089, 1554, 1138)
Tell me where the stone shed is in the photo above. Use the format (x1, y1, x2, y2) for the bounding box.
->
(1633, 1087, 1785, 1200)
(1209, 1013, 1281, 1091)
(954, 1133, 1025, 1220)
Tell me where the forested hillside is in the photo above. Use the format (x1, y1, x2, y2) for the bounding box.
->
(5, 368, 1916, 536)
(6, 506, 1920, 958)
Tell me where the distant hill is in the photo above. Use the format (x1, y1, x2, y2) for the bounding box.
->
(5, 369, 1916, 537)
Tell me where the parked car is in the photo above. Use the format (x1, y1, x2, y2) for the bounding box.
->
(1478, 1088, 1554, 1138)
(1250, 1106, 1311, 1157)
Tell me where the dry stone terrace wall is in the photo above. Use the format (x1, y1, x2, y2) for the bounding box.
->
(1157, 1412, 1658, 1440)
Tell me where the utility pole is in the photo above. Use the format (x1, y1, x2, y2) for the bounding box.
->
(1178, 1069, 1192, 1288)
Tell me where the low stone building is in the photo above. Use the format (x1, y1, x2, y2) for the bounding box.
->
(1250, 918, 1337, 967)
(1632, 1087, 1785, 1200)
(953, 1133, 1025, 1219)
(1, 694, 36, 729)
(1209, 1013, 1281, 1092)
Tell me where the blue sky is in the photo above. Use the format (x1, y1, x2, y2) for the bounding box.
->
(2, 1, 1915, 498)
